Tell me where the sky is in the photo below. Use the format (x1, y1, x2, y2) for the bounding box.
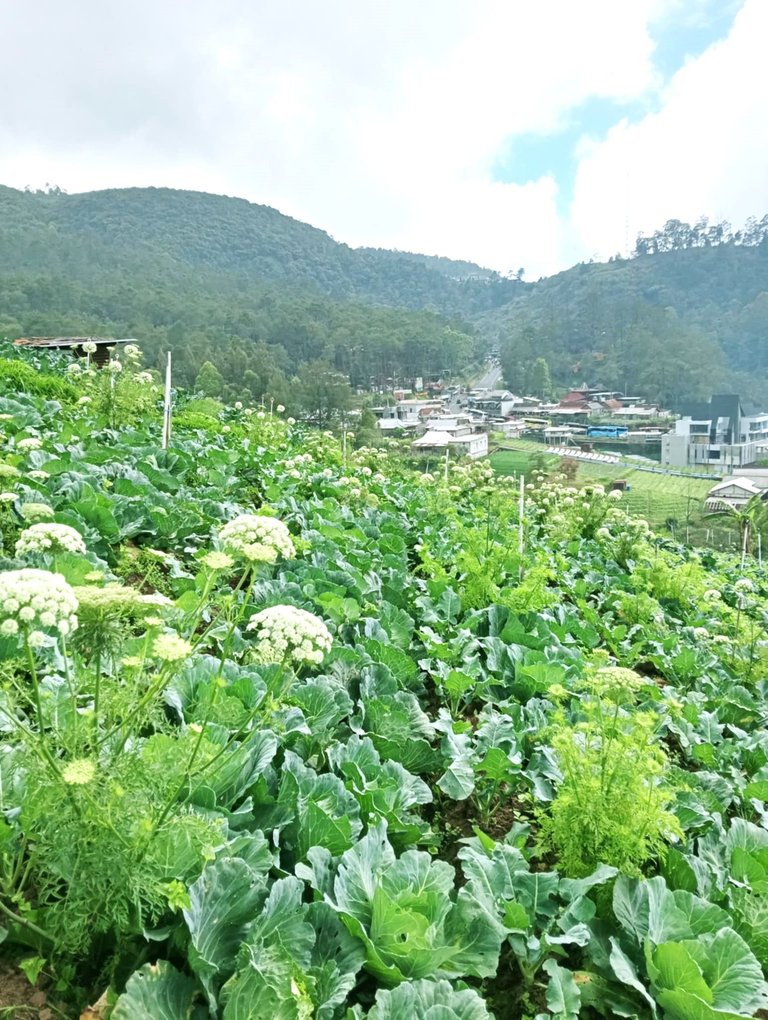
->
(1, 0, 766, 278)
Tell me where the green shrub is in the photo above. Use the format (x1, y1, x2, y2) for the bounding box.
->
(0, 358, 78, 402)
(538, 667, 681, 877)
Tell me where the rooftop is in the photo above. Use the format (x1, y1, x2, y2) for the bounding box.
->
(13, 336, 136, 349)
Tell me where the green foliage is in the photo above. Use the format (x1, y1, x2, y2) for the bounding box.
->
(2, 348, 768, 1017)
(3, 186, 768, 406)
(538, 671, 681, 878)
(0, 356, 78, 402)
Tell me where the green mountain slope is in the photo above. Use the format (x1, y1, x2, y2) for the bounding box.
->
(0, 185, 518, 315)
(483, 240, 768, 408)
(1, 184, 766, 407)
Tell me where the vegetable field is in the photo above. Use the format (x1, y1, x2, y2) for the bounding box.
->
(1, 349, 768, 1018)
(492, 444, 718, 533)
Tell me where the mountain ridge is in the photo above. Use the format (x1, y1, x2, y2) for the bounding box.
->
(1, 184, 766, 406)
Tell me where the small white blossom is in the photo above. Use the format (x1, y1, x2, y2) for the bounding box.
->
(218, 514, 295, 560)
(77, 396, 92, 406)
(124, 344, 141, 359)
(135, 371, 153, 384)
(0, 492, 16, 503)
(17, 437, 42, 451)
(0, 568, 78, 638)
(703, 589, 722, 601)
(246, 605, 332, 666)
(82, 341, 97, 354)
(108, 360, 123, 375)
(287, 417, 296, 425)
(62, 759, 96, 785)
(276, 404, 285, 413)
(234, 401, 243, 410)
(152, 633, 192, 662)
(15, 523, 86, 558)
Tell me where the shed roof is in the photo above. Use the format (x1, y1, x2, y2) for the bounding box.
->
(13, 336, 135, 349)
(707, 477, 761, 495)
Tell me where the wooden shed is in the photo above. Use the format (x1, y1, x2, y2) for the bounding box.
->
(13, 336, 135, 368)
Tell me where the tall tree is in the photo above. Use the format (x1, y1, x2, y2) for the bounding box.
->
(298, 360, 353, 426)
(528, 357, 552, 399)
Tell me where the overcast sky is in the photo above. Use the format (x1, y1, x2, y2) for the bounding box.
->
(1, 0, 766, 277)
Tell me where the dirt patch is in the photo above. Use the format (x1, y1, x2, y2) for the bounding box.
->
(0, 963, 57, 1019)
(483, 946, 547, 1019)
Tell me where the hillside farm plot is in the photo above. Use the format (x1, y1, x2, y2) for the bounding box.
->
(3, 350, 768, 1019)
(492, 444, 715, 531)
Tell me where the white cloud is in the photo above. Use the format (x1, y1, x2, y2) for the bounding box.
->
(0, 0, 761, 277)
(570, 0, 768, 261)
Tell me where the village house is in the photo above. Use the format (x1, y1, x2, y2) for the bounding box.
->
(411, 413, 489, 459)
(704, 477, 764, 513)
(374, 398, 445, 431)
(467, 389, 521, 417)
(662, 395, 768, 469)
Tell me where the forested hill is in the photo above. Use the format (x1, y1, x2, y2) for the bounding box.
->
(1, 184, 767, 408)
(0, 185, 519, 316)
(485, 231, 768, 410)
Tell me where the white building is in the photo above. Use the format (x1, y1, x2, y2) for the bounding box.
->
(662, 395, 768, 469)
(467, 390, 521, 417)
(704, 477, 763, 513)
(375, 399, 444, 430)
(412, 416, 489, 459)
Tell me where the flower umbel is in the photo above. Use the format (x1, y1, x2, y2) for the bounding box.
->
(0, 568, 78, 637)
(246, 605, 332, 666)
(152, 633, 192, 663)
(201, 551, 235, 571)
(15, 523, 87, 558)
(62, 759, 96, 785)
(218, 514, 295, 560)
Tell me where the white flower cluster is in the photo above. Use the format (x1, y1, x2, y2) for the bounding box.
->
(0, 568, 78, 638)
(108, 360, 123, 375)
(286, 453, 314, 469)
(82, 341, 97, 354)
(15, 523, 86, 558)
(20, 503, 55, 522)
(218, 514, 295, 560)
(246, 604, 332, 666)
(124, 344, 141, 359)
(17, 437, 42, 451)
(135, 371, 154, 384)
